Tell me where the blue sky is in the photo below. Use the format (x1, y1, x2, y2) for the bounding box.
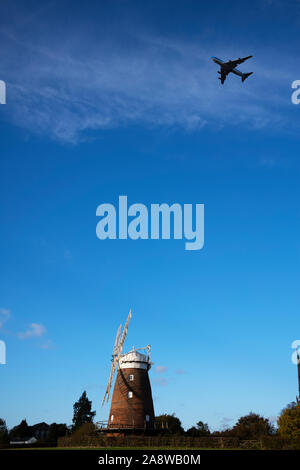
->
(0, 0, 300, 432)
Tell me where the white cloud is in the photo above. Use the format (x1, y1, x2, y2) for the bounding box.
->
(18, 322, 46, 339)
(154, 377, 168, 387)
(155, 365, 167, 374)
(0, 308, 11, 328)
(0, 308, 10, 317)
(40, 339, 55, 349)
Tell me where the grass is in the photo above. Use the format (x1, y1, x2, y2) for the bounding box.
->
(3, 446, 243, 450)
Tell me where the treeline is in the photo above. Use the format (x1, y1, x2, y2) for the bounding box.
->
(0, 419, 68, 447)
(1, 391, 300, 448)
(0, 390, 95, 447)
(154, 401, 300, 443)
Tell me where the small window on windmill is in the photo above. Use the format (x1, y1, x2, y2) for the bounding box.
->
(145, 415, 150, 422)
(129, 374, 134, 381)
(128, 391, 133, 398)
(111, 415, 114, 422)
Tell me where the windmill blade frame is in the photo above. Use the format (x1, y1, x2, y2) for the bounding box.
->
(113, 324, 122, 356)
(101, 359, 117, 406)
(117, 310, 132, 356)
(101, 309, 132, 406)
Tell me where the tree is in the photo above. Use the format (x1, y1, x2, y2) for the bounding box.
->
(47, 423, 68, 445)
(72, 422, 96, 438)
(212, 428, 234, 437)
(155, 413, 184, 435)
(72, 391, 96, 431)
(278, 402, 300, 441)
(9, 419, 30, 439)
(0, 419, 9, 446)
(231, 412, 274, 439)
(186, 421, 210, 437)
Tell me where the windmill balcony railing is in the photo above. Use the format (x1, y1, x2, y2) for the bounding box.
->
(95, 421, 155, 430)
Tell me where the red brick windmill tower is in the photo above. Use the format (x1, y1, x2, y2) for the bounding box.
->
(102, 310, 155, 431)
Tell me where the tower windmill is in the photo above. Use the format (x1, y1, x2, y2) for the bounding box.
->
(102, 310, 155, 431)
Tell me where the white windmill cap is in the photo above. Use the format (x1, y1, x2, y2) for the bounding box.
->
(120, 350, 150, 370)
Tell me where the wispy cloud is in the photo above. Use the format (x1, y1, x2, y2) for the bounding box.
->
(0, 308, 10, 328)
(154, 377, 168, 387)
(175, 368, 187, 375)
(220, 417, 233, 430)
(40, 339, 55, 349)
(155, 365, 167, 374)
(18, 322, 46, 339)
(0, 25, 297, 143)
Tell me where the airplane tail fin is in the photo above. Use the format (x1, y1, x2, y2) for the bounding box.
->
(242, 72, 253, 83)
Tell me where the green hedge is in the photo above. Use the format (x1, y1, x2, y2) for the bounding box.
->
(57, 434, 300, 450)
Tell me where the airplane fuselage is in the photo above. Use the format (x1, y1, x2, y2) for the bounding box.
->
(211, 57, 244, 78)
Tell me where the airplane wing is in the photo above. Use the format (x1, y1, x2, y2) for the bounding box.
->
(218, 68, 228, 84)
(225, 55, 253, 68)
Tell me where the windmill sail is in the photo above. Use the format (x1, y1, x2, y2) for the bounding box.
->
(102, 310, 132, 406)
(116, 310, 132, 359)
(102, 358, 117, 406)
(113, 324, 122, 356)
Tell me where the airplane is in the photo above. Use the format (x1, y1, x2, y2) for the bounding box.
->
(211, 55, 253, 84)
